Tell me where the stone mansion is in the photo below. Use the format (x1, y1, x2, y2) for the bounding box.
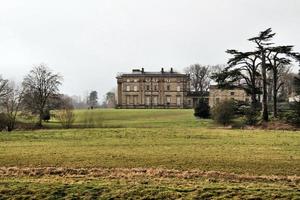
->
(116, 68, 249, 108)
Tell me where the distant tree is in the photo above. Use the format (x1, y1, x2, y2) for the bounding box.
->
(88, 91, 98, 109)
(285, 71, 300, 125)
(0, 82, 24, 131)
(0, 113, 9, 131)
(185, 64, 211, 95)
(211, 100, 235, 126)
(194, 98, 210, 118)
(212, 51, 262, 112)
(0, 75, 10, 99)
(104, 91, 116, 108)
(266, 46, 300, 117)
(213, 28, 300, 122)
(22, 64, 62, 127)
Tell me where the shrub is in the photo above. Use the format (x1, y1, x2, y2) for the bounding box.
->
(281, 102, 300, 126)
(42, 109, 51, 122)
(211, 100, 235, 126)
(0, 113, 9, 131)
(56, 109, 75, 129)
(243, 108, 260, 125)
(194, 98, 210, 119)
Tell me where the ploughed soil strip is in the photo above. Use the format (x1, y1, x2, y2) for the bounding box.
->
(0, 167, 299, 183)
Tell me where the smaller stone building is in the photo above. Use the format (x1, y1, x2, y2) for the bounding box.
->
(208, 85, 250, 107)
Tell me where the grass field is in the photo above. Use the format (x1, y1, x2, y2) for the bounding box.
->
(47, 109, 210, 128)
(1, 109, 300, 199)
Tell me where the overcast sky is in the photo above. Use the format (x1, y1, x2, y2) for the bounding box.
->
(0, 0, 299, 98)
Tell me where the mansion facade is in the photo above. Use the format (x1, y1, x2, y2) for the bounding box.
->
(116, 68, 250, 109)
(117, 68, 192, 108)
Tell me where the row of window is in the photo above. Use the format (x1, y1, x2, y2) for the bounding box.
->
(126, 96, 181, 106)
(125, 85, 181, 92)
(126, 78, 182, 83)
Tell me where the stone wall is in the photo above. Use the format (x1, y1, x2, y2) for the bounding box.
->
(209, 88, 250, 107)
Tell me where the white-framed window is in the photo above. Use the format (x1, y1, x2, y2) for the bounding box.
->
(177, 97, 181, 106)
(134, 86, 138, 91)
(167, 85, 170, 91)
(126, 85, 130, 91)
(134, 79, 138, 82)
(177, 86, 180, 92)
(126, 79, 130, 82)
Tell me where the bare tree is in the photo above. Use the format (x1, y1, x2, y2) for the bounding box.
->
(185, 64, 211, 95)
(0, 75, 10, 99)
(1, 82, 24, 131)
(22, 64, 62, 127)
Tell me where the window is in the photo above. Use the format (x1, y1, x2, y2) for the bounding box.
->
(167, 85, 170, 91)
(126, 85, 130, 91)
(134, 79, 138, 82)
(188, 100, 192, 105)
(134, 86, 138, 92)
(146, 85, 150, 91)
(177, 86, 180, 92)
(230, 92, 235, 96)
(154, 85, 158, 91)
(126, 79, 130, 82)
(133, 96, 138, 105)
(177, 97, 181, 106)
(153, 96, 158, 105)
(126, 96, 130, 104)
(216, 98, 220, 103)
(166, 96, 171, 104)
(146, 96, 150, 105)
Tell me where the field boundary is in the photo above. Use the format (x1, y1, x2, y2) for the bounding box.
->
(1, 167, 299, 183)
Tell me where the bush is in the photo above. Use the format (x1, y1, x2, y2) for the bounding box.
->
(0, 113, 9, 131)
(243, 108, 260, 125)
(42, 109, 51, 122)
(194, 98, 210, 119)
(281, 102, 300, 126)
(56, 109, 76, 129)
(211, 100, 235, 126)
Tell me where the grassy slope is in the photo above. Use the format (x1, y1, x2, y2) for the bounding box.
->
(1, 109, 300, 199)
(0, 128, 299, 176)
(1, 176, 299, 199)
(48, 109, 210, 128)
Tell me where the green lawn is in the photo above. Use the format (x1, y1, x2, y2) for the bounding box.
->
(1, 109, 300, 199)
(48, 109, 210, 128)
(0, 128, 299, 176)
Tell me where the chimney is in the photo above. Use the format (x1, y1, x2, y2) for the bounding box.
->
(170, 68, 173, 73)
(161, 68, 164, 73)
(141, 68, 144, 73)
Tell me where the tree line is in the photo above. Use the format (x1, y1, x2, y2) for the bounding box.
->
(0, 64, 76, 131)
(186, 28, 300, 125)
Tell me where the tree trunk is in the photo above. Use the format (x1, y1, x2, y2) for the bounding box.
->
(261, 52, 269, 122)
(37, 110, 43, 127)
(273, 70, 278, 118)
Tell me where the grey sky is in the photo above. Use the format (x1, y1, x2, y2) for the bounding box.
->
(0, 0, 299, 98)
